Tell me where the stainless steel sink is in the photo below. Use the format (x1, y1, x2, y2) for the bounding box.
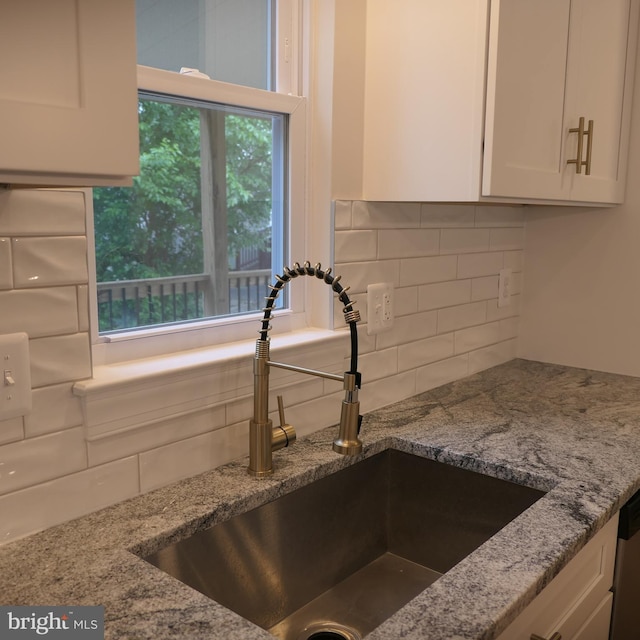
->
(143, 449, 545, 640)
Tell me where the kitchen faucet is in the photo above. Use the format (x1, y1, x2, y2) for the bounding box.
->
(248, 262, 363, 476)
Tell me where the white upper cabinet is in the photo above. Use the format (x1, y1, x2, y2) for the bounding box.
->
(361, 0, 639, 205)
(362, 0, 489, 202)
(484, 0, 639, 203)
(0, 0, 139, 187)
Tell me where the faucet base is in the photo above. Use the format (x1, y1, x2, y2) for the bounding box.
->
(248, 467, 274, 478)
(248, 418, 296, 476)
(249, 418, 274, 476)
(332, 439, 363, 456)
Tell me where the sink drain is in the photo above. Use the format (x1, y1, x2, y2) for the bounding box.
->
(298, 622, 361, 640)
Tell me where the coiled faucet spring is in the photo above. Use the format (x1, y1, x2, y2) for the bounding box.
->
(248, 261, 363, 476)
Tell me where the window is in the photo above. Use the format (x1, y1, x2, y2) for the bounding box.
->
(91, 0, 304, 346)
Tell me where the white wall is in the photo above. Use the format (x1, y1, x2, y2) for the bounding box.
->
(519, 44, 640, 377)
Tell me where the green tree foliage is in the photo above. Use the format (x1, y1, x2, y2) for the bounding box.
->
(226, 113, 273, 254)
(94, 100, 202, 282)
(93, 99, 274, 283)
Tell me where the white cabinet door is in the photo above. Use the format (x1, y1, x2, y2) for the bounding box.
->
(482, 0, 570, 200)
(0, 0, 139, 187)
(484, 0, 639, 204)
(563, 0, 639, 203)
(571, 592, 614, 640)
(361, 0, 489, 202)
(497, 515, 617, 640)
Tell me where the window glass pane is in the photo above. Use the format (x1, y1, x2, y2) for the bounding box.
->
(93, 95, 286, 334)
(135, 0, 273, 90)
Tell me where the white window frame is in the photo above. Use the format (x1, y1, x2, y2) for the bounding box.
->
(75, 1, 344, 444)
(88, 0, 313, 367)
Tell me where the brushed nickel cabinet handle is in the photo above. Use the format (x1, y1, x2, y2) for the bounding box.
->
(584, 118, 594, 175)
(567, 116, 594, 175)
(568, 116, 586, 174)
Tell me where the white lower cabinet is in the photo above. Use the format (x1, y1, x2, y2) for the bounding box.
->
(497, 514, 618, 640)
(573, 593, 613, 640)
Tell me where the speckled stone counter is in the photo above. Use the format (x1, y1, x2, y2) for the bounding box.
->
(2, 359, 640, 640)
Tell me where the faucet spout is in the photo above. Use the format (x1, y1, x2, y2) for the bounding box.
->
(248, 262, 363, 476)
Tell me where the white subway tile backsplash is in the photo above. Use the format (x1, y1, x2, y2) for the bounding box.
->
(474, 205, 525, 227)
(12, 237, 88, 288)
(0, 456, 138, 543)
(87, 406, 226, 467)
(418, 280, 471, 311)
(77, 285, 89, 332)
(468, 339, 517, 374)
(421, 203, 475, 228)
(139, 423, 248, 493)
(415, 355, 469, 394)
(25, 383, 83, 437)
(359, 370, 416, 414)
(438, 301, 487, 333)
(355, 329, 376, 357)
(335, 230, 377, 262)
(471, 276, 499, 302)
(454, 321, 502, 354)
(511, 271, 523, 296)
(394, 286, 418, 317)
(398, 334, 454, 372)
(440, 228, 491, 254)
(0, 189, 86, 236)
(335, 260, 401, 292)
(499, 317, 520, 341)
(0, 238, 12, 289)
(333, 200, 353, 230)
(399, 255, 458, 287)
(358, 347, 399, 383)
(504, 250, 524, 271)
(0, 427, 86, 496)
(378, 229, 439, 259)
(486, 294, 521, 322)
(0, 417, 23, 446)
(0, 287, 79, 338)
(457, 252, 504, 279)
(376, 310, 438, 349)
(29, 333, 92, 387)
(489, 227, 525, 251)
(285, 389, 345, 439)
(352, 201, 421, 229)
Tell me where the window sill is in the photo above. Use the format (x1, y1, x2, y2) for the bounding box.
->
(73, 328, 347, 442)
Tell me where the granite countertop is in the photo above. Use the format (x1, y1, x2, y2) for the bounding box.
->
(2, 358, 640, 639)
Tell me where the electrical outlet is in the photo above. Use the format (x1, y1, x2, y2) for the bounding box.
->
(0, 332, 31, 420)
(367, 283, 394, 335)
(498, 268, 512, 308)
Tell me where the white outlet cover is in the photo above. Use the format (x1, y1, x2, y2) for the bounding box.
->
(498, 268, 512, 308)
(367, 283, 394, 335)
(0, 332, 32, 420)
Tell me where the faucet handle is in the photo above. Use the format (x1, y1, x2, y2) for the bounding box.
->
(277, 395, 287, 428)
(272, 395, 296, 452)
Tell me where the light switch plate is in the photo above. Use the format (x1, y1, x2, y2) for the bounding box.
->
(0, 332, 31, 420)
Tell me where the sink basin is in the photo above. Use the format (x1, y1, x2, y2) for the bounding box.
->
(143, 449, 545, 640)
